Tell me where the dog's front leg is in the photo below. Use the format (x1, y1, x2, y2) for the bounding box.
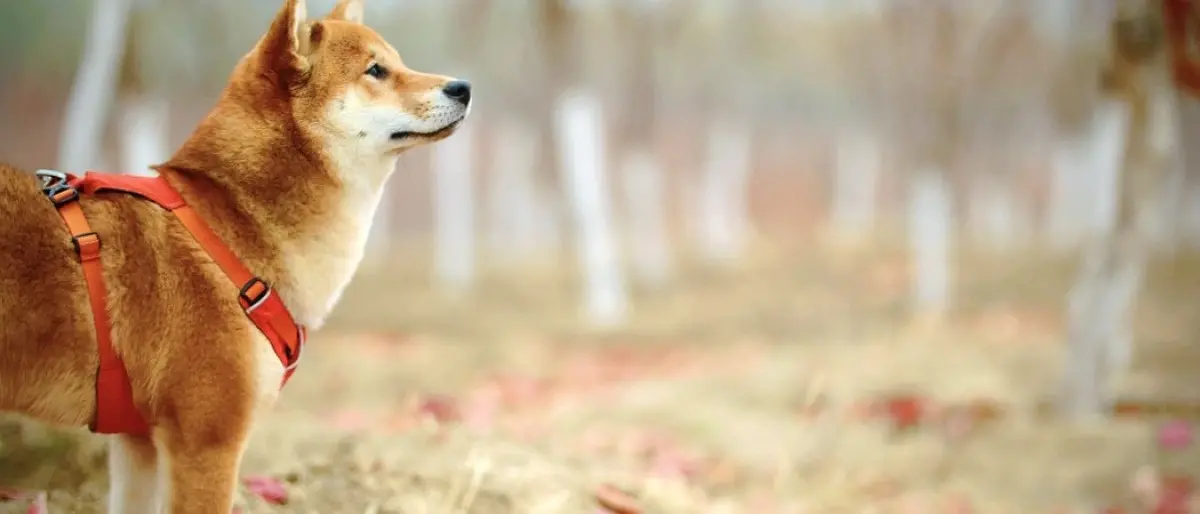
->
(108, 434, 160, 514)
(158, 424, 247, 514)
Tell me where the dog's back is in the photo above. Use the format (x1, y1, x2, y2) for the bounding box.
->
(0, 165, 244, 428)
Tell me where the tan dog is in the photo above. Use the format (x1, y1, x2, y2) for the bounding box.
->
(0, 0, 470, 511)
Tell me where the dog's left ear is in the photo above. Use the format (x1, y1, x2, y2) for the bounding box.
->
(328, 0, 364, 24)
(257, 0, 311, 87)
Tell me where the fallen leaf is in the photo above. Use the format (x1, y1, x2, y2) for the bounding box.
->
(1154, 475, 1193, 514)
(418, 394, 462, 424)
(595, 484, 641, 514)
(884, 395, 928, 431)
(26, 492, 47, 514)
(242, 475, 289, 505)
(1158, 421, 1194, 451)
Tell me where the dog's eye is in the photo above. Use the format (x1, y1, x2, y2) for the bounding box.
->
(365, 63, 388, 79)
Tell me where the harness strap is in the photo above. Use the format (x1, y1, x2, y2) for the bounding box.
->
(35, 170, 306, 436)
(38, 173, 146, 435)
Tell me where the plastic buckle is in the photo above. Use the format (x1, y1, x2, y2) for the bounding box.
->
(238, 277, 272, 313)
(35, 169, 79, 206)
(71, 232, 101, 256)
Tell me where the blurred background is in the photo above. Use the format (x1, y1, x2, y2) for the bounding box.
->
(3, 0, 1200, 512)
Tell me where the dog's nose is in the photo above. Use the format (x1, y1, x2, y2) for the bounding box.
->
(442, 80, 471, 106)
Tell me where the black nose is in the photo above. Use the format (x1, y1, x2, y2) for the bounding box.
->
(442, 80, 471, 105)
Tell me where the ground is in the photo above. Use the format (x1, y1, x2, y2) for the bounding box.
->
(3, 244, 1200, 513)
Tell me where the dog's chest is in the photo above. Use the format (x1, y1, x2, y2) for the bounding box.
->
(282, 188, 382, 328)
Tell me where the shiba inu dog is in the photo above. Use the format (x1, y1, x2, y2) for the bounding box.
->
(0, 0, 470, 511)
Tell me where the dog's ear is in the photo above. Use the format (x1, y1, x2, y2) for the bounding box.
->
(257, 0, 310, 86)
(328, 0, 364, 24)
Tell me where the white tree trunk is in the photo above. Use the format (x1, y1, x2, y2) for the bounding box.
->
(620, 149, 672, 287)
(1058, 46, 1178, 418)
(1060, 233, 1144, 419)
(486, 119, 546, 264)
(432, 118, 477, 295)
(1146, 85, 1185, 252)
(1086, 101, 1129, 236)
(58, 0, 134, 173)
(907, 169, 952, 318)
(830, 129, 882, 244)
(967, 175, 1023, 252)
(1178, 97, 1200, 248)
(117, 95, 169, 176)
(1046, 101, 1127, 250)
(696, 115, 753, 265)
(555, 90, 628, 327)
(1046, 138, 1090, 249)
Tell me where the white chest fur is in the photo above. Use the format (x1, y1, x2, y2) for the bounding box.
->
(281, 151, 394, 329)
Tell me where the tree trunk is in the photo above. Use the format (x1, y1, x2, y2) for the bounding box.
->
(1058, 6, 1179, 419)
(58, 0, 135, 172)
(614, 1, 673, 288)
(486, 118, 547, 264)
(907, 168, 953, 319)
(429, 0, 490, 290)
(556, 91, 628, 327)
(967, 172, 1021, 252)
(692, 3, 757, 266)
(117, 95, 169, 176)
(539, 0, 628, 326)
(620, 150, 671, 286)
(697, 115, 754, 265)
(1045, 102, 1128, 251)
(830, 129, 883, 247)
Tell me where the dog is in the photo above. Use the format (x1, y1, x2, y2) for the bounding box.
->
(0, 0, 470, 511)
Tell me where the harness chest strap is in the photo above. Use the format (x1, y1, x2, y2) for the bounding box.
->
(37, 170, 306, 436)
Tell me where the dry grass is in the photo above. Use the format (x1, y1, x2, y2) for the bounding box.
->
(5, 245, 1200, 513)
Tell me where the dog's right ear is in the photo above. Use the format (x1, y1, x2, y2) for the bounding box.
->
(257, 0, 310, 87)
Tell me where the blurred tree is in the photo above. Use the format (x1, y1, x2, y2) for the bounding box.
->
(57, 0, 134, 173)
(692, 1, 757, 267)
(878, 1, 959, 323)
(612, 0, 679, 288)
(829, 6, 888, 248)
(1058, 0, 1182, 418)
(429, 0, 489, 295)
(541, 0, 629, 327)
(116, 0, 172, 176)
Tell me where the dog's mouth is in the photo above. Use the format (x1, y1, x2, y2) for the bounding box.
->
(390, 119, 462, 141)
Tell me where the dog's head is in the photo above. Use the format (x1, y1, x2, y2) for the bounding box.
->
(234, 0, 469, 178)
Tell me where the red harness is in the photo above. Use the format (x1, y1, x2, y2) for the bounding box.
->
(35, 170, 306, 436)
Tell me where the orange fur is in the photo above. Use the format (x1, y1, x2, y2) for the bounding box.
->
(0, 0, 470, 511)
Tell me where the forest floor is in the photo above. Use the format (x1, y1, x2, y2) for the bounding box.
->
(4, 244, 1200, 513)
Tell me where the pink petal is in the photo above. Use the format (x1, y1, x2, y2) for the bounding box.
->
(26, 492, 47, 514)
(1158, 421, 1194, 451)
(418, 394, 462, 424)
(242, 475, 289, 505)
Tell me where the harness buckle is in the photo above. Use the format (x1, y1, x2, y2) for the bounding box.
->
(238, 277, 272, 313)
(35, 169, 68, 189)
(72, 232, 101, 256)
(35, 169, 79, 205)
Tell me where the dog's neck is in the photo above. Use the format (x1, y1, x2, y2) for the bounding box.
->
(157, 97, 393, 329)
